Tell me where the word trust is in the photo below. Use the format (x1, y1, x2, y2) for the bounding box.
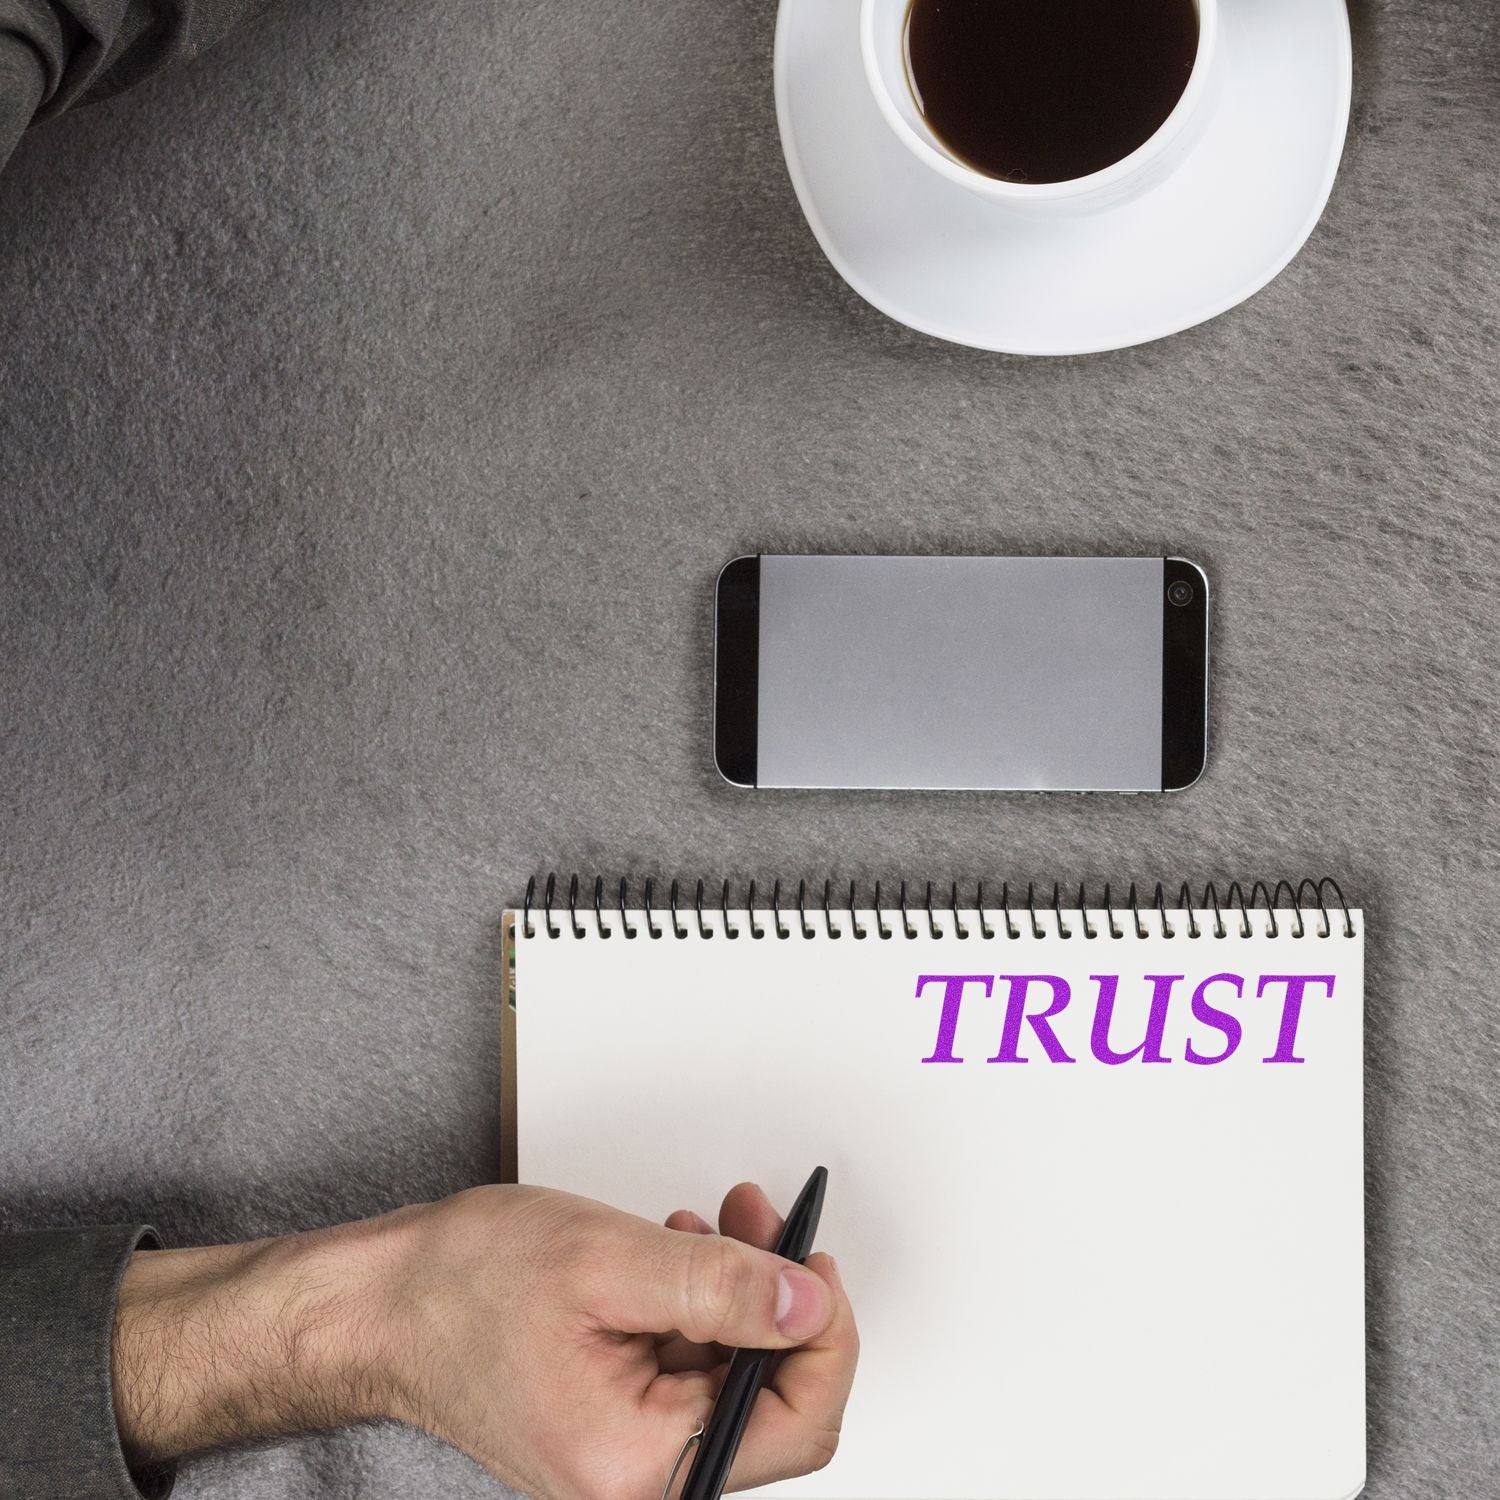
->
(917, 973, 1337, 1065)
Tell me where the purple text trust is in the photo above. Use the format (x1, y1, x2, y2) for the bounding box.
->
(916, 973, 1338, 1065)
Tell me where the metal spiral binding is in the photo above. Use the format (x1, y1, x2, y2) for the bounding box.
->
(520, 876, 1355, 941)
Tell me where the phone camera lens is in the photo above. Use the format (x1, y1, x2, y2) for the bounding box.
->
(1167, 580, 1194, 608)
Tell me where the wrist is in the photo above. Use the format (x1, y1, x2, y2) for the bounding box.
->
(112, 1217, 397, 1465)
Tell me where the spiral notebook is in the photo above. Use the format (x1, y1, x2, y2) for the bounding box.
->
(502, 878, 1366, 1500)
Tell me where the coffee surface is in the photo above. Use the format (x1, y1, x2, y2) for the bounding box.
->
(905, 0, 1200, 184)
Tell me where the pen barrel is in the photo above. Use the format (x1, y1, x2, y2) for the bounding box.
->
(674, 1168, 826, 1500)
(677, 1347, 775, 1500)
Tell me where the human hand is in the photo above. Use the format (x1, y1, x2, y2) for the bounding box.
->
(113, 1182, 858, 1500)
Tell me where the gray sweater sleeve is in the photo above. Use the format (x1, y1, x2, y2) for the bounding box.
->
(0, 1225, 175, 1499)
(0, 25, 45, 171)
(0, 0, 270, 173)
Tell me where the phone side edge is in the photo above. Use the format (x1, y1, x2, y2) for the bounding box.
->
(713, 555, 760, 788)
(1161, 556, 1210, 791)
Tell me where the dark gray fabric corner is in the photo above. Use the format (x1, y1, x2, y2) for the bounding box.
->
(0, 1225, 172, 1500)
(1, 0, 1497, 1496)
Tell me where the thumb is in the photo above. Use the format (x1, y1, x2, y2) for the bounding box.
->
(589, 1220, 836, 1349)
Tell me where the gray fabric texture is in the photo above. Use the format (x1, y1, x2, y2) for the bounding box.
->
(0, 0, 1496, 1496)
(0, 1225, 171, 1499)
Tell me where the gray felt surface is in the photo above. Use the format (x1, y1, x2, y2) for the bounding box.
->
(1, 0, 1497, 1496)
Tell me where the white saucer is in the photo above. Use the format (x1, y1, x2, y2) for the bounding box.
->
(774, 0, 1352, 355)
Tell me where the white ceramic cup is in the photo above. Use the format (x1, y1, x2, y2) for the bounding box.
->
(860, 0, 1220, 215)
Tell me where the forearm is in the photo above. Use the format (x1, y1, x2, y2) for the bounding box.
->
(103, 1183, 855, 1499)
(111, 1219, 401, 1467)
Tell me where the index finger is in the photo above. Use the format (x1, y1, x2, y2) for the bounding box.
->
(718, 1181, 785, 1253)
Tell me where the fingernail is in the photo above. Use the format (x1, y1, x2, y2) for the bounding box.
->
(775, 1267, 831, 1339)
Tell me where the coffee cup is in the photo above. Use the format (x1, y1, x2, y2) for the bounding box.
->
(860, 0, 1220, 215)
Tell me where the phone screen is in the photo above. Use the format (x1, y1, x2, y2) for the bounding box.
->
(714, 555, 1208, 792)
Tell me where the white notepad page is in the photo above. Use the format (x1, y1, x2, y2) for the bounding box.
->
(513, 905, 1365, 1500)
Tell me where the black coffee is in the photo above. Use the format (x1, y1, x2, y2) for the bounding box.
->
(904, 0, 1200, 185)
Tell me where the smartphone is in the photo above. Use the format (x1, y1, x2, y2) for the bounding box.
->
(713, 554, 1208, 792)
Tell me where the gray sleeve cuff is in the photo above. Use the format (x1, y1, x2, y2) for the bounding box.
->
(0, 28, 47, 175)
(0, 1225, 176, 1500)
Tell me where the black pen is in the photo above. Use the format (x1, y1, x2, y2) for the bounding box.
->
(677, 1166, 829, 1500)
